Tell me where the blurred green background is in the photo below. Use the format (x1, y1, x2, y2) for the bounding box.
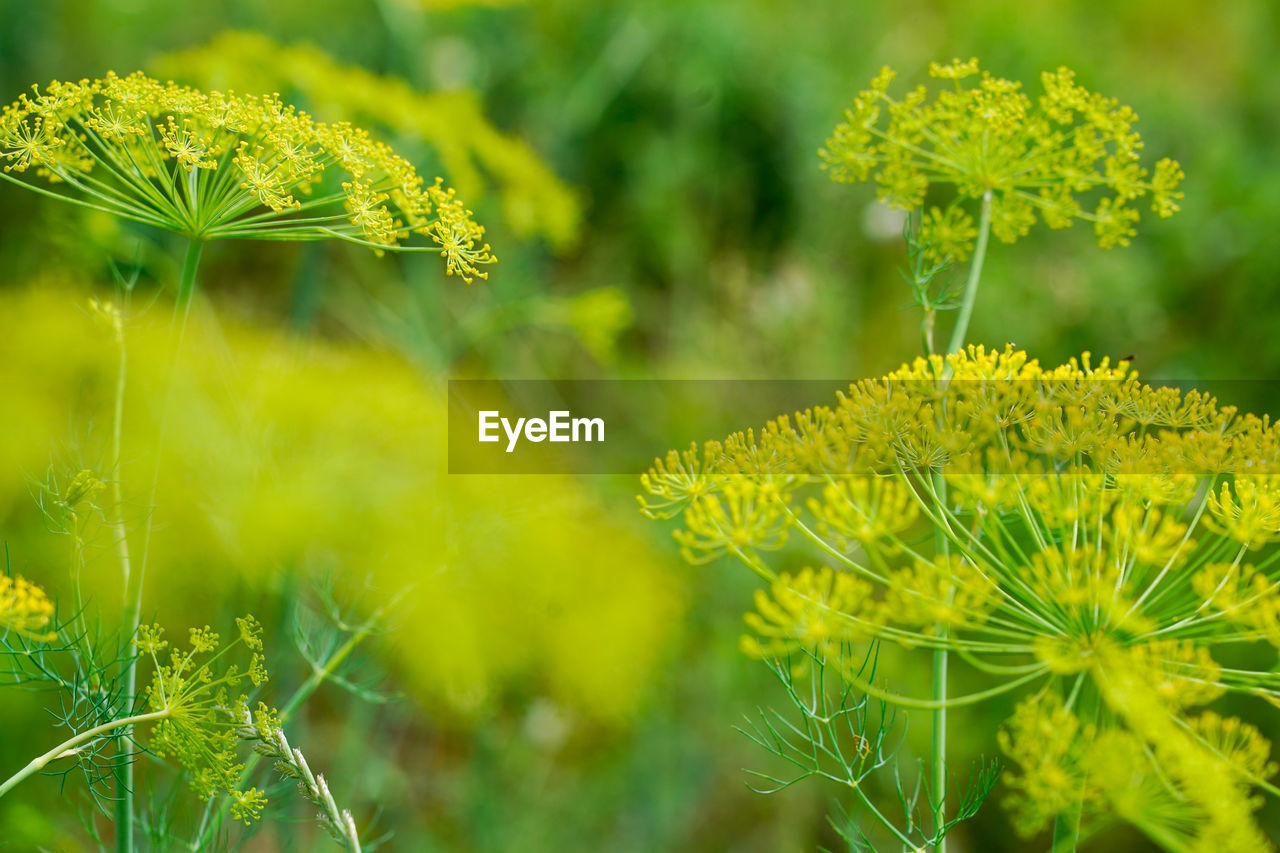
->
(1, 0, 1278, 850)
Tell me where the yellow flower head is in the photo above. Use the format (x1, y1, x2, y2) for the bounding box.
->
(155, 31, 579, 249)
(996, 692, 1090, 836)
(742, 566, 878, 659)
(642, 345, 1280, 850)
(0, 573, 57, 643)
(136, 616, 275, 823)
(0, 72, 493, 279)
(820, 59, 1183, 258)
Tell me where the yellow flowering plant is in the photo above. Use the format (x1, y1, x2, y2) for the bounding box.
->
(153, 30, 580, 250)
(2, 616, 271, 811)
(821, 59, 1183, 355)
(0, 569, 57, 644)
(0, 596, 367, 848)
(0, 62, 494, 850)
(0, 72, 493, 276)
(2, 462, 374, 852)
(645, 347, 1280, 851)
(638, 60, 1248, 853)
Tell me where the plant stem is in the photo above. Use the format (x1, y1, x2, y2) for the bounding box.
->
(115, 236, 204, 853)
(931, 471, 951, 853)
(0, 710, 169, 800)
(932, 643, 949, 851)
(945, 190, 993, 357)
(106, 292, 137, 853)
(926, 192, 992, 847)
(922, 307, 937, 356)
(106, 291, 132, 648)
(1051, 684, 1100, 852)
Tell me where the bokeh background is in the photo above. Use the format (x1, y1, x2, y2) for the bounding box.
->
(1, 0, 1278, 850)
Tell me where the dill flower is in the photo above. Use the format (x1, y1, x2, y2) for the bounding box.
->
(641, 345, 1280, 850)
(0, 572, 57, 643)
(0, 72, 493, 279)
(741, 566, 879, 660)
(155, 31, 579, 249)
(820, 59, 1184, 258)
(995, 692, 1091, 837)
(135, 616, 276, 824)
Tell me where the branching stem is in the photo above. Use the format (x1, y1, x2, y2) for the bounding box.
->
(0, 709, 169, 799)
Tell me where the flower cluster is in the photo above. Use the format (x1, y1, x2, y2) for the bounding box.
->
(135, 616, 275, 824)
(0, 72, 493, 279)
(641, 346, 1280, 850)
(0, 573, 57, 643)
(820, 59, 1184, 258)
(155, 31, 579, 249)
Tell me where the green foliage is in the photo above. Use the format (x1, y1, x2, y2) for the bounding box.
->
(742, 644, 999, 850)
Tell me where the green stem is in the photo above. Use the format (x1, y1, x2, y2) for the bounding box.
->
(115, 237, 204, 853)
(106, 293, 136, 853)
(931, 647, 949, 846)
(0, 710, 169, 800)
(922, 307, 937, 356)
(848, 777, 919, 849)
(945, 189, 993, 356)
(1051, 684, 1100, 851)
(931, 471, 951, 853)
(281, 628, 370, 723)
(108, 302, 132, 638)
(926, 191, 993, 848)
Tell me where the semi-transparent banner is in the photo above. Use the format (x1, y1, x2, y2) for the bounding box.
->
(447, 378, 1278, 475)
